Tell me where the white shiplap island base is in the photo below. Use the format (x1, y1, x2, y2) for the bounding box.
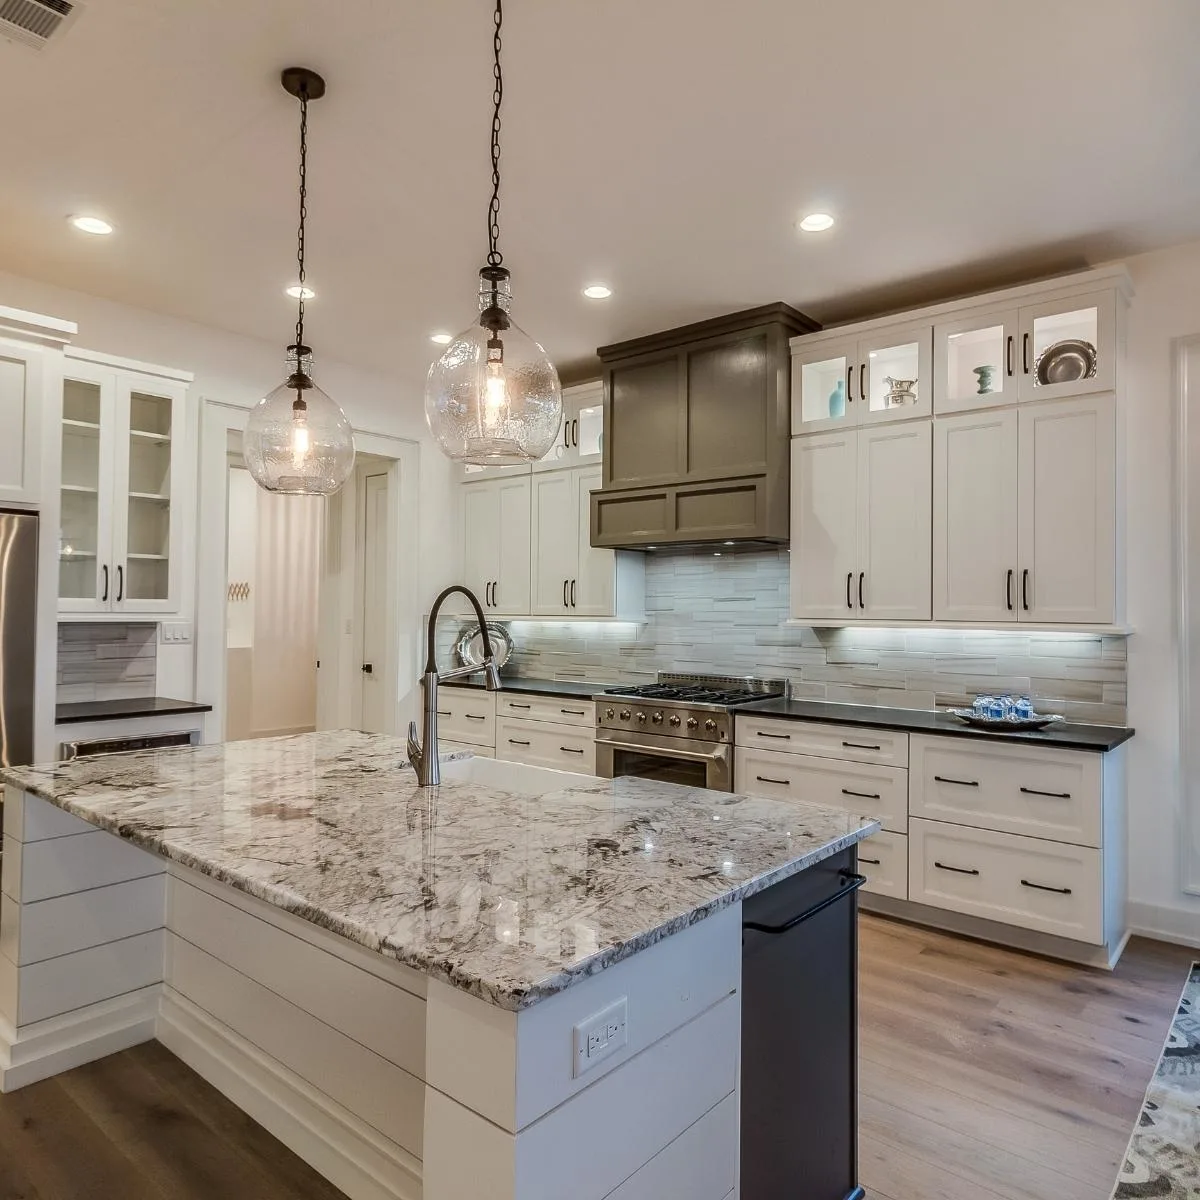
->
(0, 731, 877, 1200)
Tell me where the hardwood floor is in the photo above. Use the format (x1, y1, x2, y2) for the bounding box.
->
(0, 918, 1191, 1199)
(858, 914, 1195, 1200)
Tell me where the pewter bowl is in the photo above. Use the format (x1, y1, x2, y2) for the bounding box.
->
(1035, 339, 1097, 385)
(456, 622, 514, 671)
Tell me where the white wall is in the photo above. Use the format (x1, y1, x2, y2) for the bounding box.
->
(1121, 240, 1200, 941)
(0, 267, 461, 740)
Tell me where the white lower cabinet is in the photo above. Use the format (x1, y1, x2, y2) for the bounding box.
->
(496, 716, 595, 774)
(908, 818, 1103, 945)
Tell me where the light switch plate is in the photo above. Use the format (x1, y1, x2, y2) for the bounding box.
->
(573, 997, 628, 1078)
(159, 622, 193, 644)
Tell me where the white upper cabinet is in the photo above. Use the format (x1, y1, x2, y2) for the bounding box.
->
(0, 338, 51, 508)
(933, 305, 1021, 415)
(934, 408, 1019, 622)
(58, 354, 189, 616)
(791, 323, 932, 434)
(790, 423, 931, 623)
(574, 466, 619, 615)
(535, 381, 604, 472)
(1017, 396, 1116, 625)
(856, 422, 932, 621)
(461, 475, 532, 617)
(531, 470, 577, 613)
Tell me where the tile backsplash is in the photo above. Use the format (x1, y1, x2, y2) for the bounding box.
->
(57, 623, 158, 703)
(437, 550, 1127, 725)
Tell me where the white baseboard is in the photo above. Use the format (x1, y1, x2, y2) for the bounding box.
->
(0, 985, 159, 1092)
(157, 988, 421, 1200)
(1127, 901, 1200, 952)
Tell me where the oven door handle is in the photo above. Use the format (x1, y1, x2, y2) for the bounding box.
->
(594, 737, 731, 764)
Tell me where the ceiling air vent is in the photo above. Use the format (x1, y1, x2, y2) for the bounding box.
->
(0, 0, 78, 49)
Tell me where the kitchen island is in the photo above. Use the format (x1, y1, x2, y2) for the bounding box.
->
(0, 730, 877, 1200)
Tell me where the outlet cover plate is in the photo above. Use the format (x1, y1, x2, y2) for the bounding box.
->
(573, 997, 628, 1078)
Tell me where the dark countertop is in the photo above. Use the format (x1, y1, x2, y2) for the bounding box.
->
(443, 676, 609, 700)
(56, 697, 214, 726)
(737, 698, 1134, 753)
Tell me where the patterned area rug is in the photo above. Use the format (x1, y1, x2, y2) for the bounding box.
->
(1113, 963, 1200, 1198)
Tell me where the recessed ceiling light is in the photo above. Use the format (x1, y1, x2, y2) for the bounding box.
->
(582, 284, 612, 299)
(430, 332, 453, 345)
(69, 215, 113, 236)
(285, 284, 316, 300)
(797, 212, 835, 233)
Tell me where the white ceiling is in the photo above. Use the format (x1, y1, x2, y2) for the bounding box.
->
(1, 0, 1199, 394)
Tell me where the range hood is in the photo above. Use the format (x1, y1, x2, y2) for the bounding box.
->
(590, 303, 819, 551)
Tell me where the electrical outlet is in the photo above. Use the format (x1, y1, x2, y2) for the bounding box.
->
(572, 997, 628, 1078)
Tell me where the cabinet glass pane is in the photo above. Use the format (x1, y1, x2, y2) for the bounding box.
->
(800, 355, 849, 424)
(124, 391, 172, 601)
(866, 341, 921, 414)
(1030, 306, 1099, 390)
(577, 401, 603, 459)
(59, 379, 102, 601)
(946, 324, 1008, 405)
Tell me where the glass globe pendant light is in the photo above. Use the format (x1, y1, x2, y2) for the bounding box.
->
(424, 0, 562, 466)
(245, 67, 355, 495)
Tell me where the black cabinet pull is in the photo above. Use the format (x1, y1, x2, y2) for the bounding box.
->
(1020, 879, 1072, 895)
(508, 702, 531, 709)
(436, 710, 451, 717)
(859, 857, 882, 866)
(846, 364, 854, 404)
(858, 571, 865, 610)
(465, 713, 486, 722)
(116, 564, 124, 603)
(1020, 787, 1072, 799)
(842, 740, 881, 751)
(561, 708, 586, 716)
(571, 418, 579, 447)
(846, 571, 854, 609)
(560, 745, 584, 754)
(508, 738, 531, 746)
(934, 861, 980, 876)
(1006, 334, 1014, 377)
(859, 363, 866, 405)
(743, 870, 868, 935)
(757, 731, 791, 740)
(1022, 568, 1030, 612)
(563, 579, 569, 607)
(756, 774, 791, 786)
(562, 421, 569, 450)
(361, 663, 373, 674)
(1006, 568, 1014, 612)
(1022, 332, 1031, 374)
(570, 579, 576, 607)
(101, 564, 109, 602)
(934, 775, 979, 787)
(841, 787, 881, 801)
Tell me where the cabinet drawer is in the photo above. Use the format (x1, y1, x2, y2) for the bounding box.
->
(733, 748, 907, 833)
(735, 716, 908, 767)
(910, 735, 1101, 847)
(436, 690, 496, 748)
(909, 818, 1103, 944)
(496, 718, 596, 775)
(498, 694, 594, 728)
(856, 831, 908, 900)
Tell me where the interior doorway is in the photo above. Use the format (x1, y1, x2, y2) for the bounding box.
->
(354, 459, 391, 734)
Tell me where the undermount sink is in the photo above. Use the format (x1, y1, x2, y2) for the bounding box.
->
(435, 754, 595, 796)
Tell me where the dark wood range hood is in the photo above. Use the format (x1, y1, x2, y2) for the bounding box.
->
(590, 303, 819, 551)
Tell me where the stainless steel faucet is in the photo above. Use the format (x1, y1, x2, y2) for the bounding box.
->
(408, 585, 501, 786)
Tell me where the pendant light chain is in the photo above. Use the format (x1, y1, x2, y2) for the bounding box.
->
(486, 0, 504, 268)
(295, 82, 310, 356)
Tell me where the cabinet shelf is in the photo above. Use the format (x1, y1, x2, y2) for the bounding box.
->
(126, 553, 168, 561)
(59, 551, 97, 560)
(129, 429, 171, 444)
(61, 484, 99, 494)
(128, 491, 170, 502)
(62, 419, 101, 436)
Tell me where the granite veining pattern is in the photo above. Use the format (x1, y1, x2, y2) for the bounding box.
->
(0, 731, 878, 1011)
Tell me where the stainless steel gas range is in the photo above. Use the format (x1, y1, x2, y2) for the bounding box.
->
(593, 673, 788, 792)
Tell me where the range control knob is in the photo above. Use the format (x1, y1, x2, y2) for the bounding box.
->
(619, 709, 632, 721)
(705, 719, 718, 733)
(652, 711, 664, 725)
(637, 712, 648, 724)
(669, 714, 682, 727)
(605, 707, 615, 720)
(686, 717, 699, 730)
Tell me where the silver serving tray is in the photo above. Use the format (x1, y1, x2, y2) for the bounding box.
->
(456, 622, 514, 671)
(1035, 339, 1097, 386)
(948, 708, 1066, 732)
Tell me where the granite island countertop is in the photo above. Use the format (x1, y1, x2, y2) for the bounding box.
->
(0, 730, 877, 1011)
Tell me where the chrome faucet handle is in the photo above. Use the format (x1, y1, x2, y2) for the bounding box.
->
(483, 657, 501, 690)
(407, 720, 423, 774)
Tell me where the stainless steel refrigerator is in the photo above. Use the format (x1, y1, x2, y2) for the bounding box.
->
(0, 510, 37, 769)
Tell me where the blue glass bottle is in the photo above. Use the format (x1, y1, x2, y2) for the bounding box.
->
(829, 378, 846, 419)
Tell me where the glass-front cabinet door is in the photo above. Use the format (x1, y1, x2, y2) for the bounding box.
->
(1017, 290, 1116, 402)
(934, 306, 1020, 414)
(58, 366, 116, 613)
(115, 379, 183, 611)
(859, 322, 933, 424)
(534, 380, 604, 472)
(790, 336, 859, 433)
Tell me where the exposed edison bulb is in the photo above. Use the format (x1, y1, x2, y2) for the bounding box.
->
(291, 402, 312, 468)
